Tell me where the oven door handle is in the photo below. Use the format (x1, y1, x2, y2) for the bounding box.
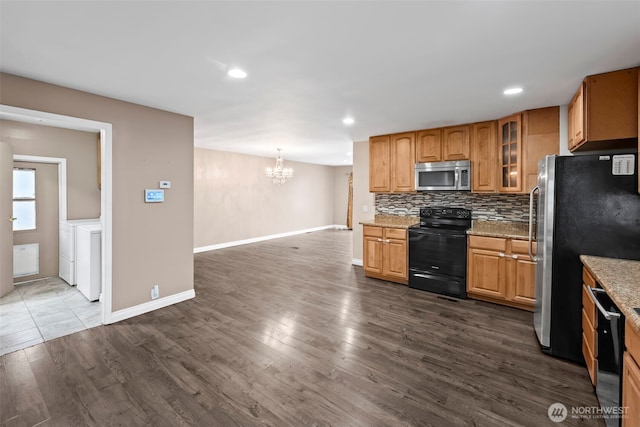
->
(586, 286, 620, 320)
(409, 229, 467, 238)
(413, 273, 449, 281)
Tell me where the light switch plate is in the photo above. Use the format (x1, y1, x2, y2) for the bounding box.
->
(159, 181, 171, 189)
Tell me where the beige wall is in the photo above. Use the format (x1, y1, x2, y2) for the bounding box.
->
(332, 166, 352, 227)
(352, 140, 375, 262)
(194, 148, 336, 248)
(1, 73, 194, 312)
(12, 161, 58, 282)
(1, 120, 101, 219)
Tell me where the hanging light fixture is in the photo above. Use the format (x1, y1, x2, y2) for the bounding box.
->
(266, 148, 294, 184)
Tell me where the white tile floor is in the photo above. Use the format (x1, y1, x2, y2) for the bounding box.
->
(0, 276, 101, 356)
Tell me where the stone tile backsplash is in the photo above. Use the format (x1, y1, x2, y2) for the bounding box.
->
(375, 192, 530, 222)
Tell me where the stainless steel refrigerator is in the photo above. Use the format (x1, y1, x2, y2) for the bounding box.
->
(531, 153, 640, 363)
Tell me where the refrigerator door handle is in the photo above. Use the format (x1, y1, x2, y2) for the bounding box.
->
(528, 185, 539, 262)
(586, 286, 621, 320)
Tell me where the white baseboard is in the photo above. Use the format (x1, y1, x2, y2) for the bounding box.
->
(352, 259, 363, 266)
(194, 225, 347, 253)
(106, 289, 195, 324)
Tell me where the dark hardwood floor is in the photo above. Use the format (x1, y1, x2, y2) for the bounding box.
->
(1, 229, 603, 426)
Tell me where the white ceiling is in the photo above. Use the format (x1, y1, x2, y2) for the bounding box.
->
(1, 1, 639, 166)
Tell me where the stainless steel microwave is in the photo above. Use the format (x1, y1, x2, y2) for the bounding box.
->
(415, 160, 471, 191)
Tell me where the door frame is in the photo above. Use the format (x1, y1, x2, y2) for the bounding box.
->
(1, 104, 114, 325)
(0, 142, 13, 297)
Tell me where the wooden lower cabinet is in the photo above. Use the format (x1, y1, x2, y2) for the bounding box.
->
(363, 225, 407, 284)
(623, 320, 640, 426)
(582, 267, 598, 385)
(467, 235, 535, 311)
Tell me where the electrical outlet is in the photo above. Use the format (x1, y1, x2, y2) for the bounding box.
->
(151, 284, 159, 300)
(363, 205, 369, 213)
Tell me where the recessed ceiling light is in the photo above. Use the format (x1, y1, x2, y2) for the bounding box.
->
(228, 68, 247, 79)
(503, 87, 523, 95)
(343, 117, 355, 125)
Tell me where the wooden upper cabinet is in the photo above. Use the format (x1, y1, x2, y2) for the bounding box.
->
(570, 67, 639, 152)
(369, 135, 390, 192)
(390, 132, 416, 192)
(415, 126, 470, 163)
(497, 114, 522, 193)
(369, 132, 415, 193)
(523, 107, 559, 193)
(443, 125, 470, 161)
(416, 129, 443, 163)
(568, 84, 584, 150)
(471, 121, 497, 193)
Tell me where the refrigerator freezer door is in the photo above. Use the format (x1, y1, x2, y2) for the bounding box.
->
(534, 155, 555, 349)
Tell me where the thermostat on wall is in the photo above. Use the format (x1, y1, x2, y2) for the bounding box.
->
(144, 189, 164, 203)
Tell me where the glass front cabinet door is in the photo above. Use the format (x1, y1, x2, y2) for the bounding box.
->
(497, 114, 522, 192)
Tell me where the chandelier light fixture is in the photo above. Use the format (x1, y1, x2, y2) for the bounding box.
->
(266, 148, 293, 184)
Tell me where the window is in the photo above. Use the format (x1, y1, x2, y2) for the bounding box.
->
(13, 168, 36, 231)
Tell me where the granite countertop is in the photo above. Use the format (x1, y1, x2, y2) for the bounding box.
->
(580, 255, 640, 335)
(359, 214, 420, 229)
(467, 220, 531, 240)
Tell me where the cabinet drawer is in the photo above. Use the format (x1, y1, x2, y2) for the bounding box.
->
(583, 332, 597, 385)
(582, 285, 597, 329)
(511, 239, 536, 255)
(583, 267, 596, 287)
(582, 308, 597, 357)
(363, 226, 383, 238)
(384, 228, 406, 240)
(469, 235, 506, 252)
(626, 320, 640, 365)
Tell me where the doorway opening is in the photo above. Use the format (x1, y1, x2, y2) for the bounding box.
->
(0, 105, 114, 336)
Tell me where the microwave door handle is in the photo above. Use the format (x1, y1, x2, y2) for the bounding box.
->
(454, 169, 459, 188)
(528, 185, 539, 261)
